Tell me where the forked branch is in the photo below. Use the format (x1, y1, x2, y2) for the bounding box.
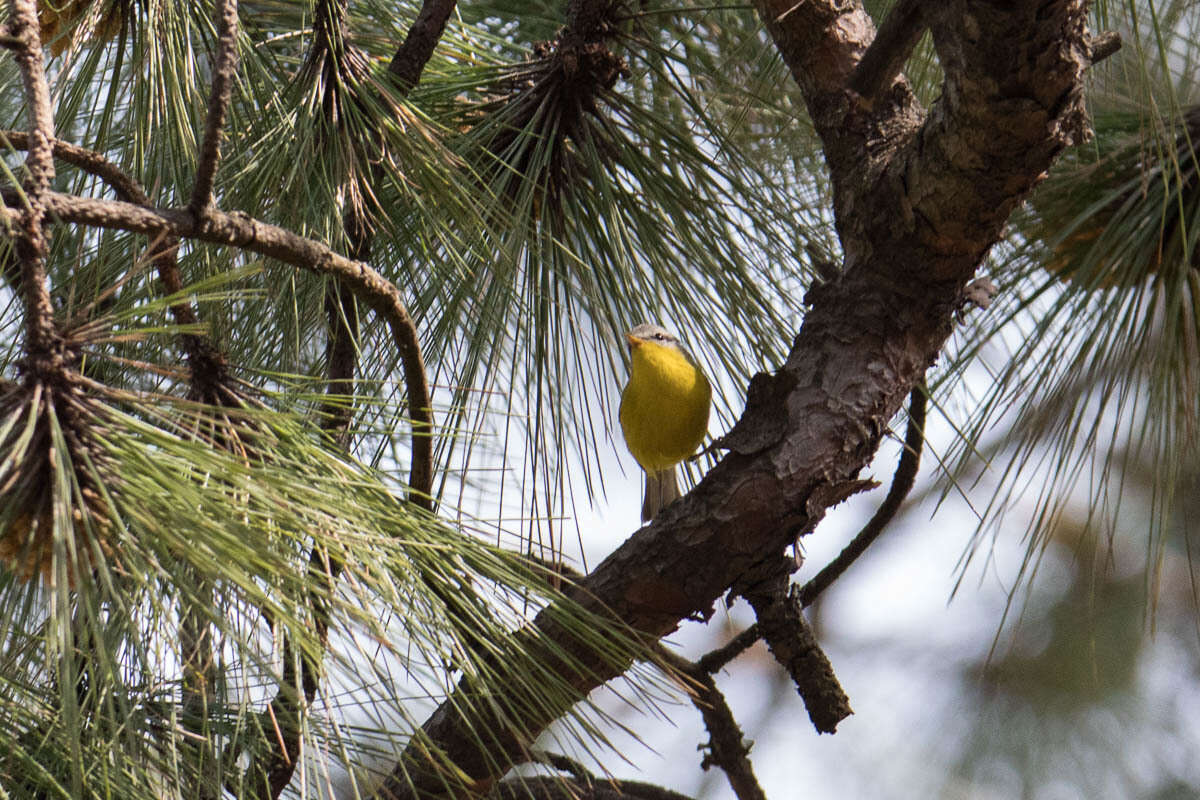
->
(0, 130, 227, 397)
(19, 190, 434, 501)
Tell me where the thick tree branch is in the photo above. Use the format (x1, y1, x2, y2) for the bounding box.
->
(753, 0, 922, 233)
(372, 0, 1093, 796)
(189, 0, 239, 216)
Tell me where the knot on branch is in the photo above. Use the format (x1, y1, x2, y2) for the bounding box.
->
(537, 33, 629, 112)
(184, 336, 232, 405)
(18, 326, 76, 384)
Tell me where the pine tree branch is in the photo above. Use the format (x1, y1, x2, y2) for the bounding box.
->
(740, 559, 852, 734)
(1089, 31, 1121, 64)
(696, 625, 761, 674)
(0, 131, 229, 400)
(1, 130, 147, 204)
(848, 0, 925, 106)
(388, 0, 457, 89)
(189, 0, 239, 217)
(251, 3, 458, 790)
(5, 0, 58, 367)
(305, 0, 367, 445)
(692, 384, 925, 678)
(655, 647, 767, 800)
(8, 190, 434, 500)
(315, 0, 454, 478)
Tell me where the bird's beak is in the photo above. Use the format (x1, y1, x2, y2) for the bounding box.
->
(625, 333, 641, 349)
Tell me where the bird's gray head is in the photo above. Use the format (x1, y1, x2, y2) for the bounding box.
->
(625, 323, 680, 350)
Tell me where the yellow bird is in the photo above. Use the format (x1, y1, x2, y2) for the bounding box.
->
(619, 323, 712, 521)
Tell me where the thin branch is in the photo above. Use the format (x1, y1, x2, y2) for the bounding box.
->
(848, 0, 925, 105)
(655, 647, 767, 800)
(247, 5, 455, 791)
(692, 388, 925, 678)
(251, 547, 333, 799)
(321, 0, 457, 459)
(320, 211, 366, 442)
(797, 384, 926, 606)
(388, 0, 457, 90)
(1, 130, 149, 204)
(16, 190, 434, 501)
(696, 624, 760, 674)
(741, 560, 852, 734)
(189, 0, 240, 216)
(688, 388, 923, 718)
(180, 572, 220, 800)
(6, 0, 58, 363)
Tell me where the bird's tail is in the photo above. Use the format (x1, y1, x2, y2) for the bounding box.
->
(643, 468, 680, 522)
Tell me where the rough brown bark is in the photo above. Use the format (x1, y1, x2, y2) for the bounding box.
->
(374, 1, 1094, 798)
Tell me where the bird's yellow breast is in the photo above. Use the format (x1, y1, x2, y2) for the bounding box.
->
(619, 341, 711, 472)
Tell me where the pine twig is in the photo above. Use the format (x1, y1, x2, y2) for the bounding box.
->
(796, 384, 927, 607)
(9, 190, 433, 498)
(388, 0, 458, 90)
(189, 0, 239, 216)
(696, 624, 760, 674)
(320, 0, 456, 490)
(309, 0, 364, 448)
(656, 647, 767, 800)
(248, 4, 457, 791)
(0, 131, 229, 399)
(695, 386, 927, 675)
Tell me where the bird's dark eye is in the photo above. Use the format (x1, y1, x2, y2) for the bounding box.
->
(654, 333, 665, 340)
